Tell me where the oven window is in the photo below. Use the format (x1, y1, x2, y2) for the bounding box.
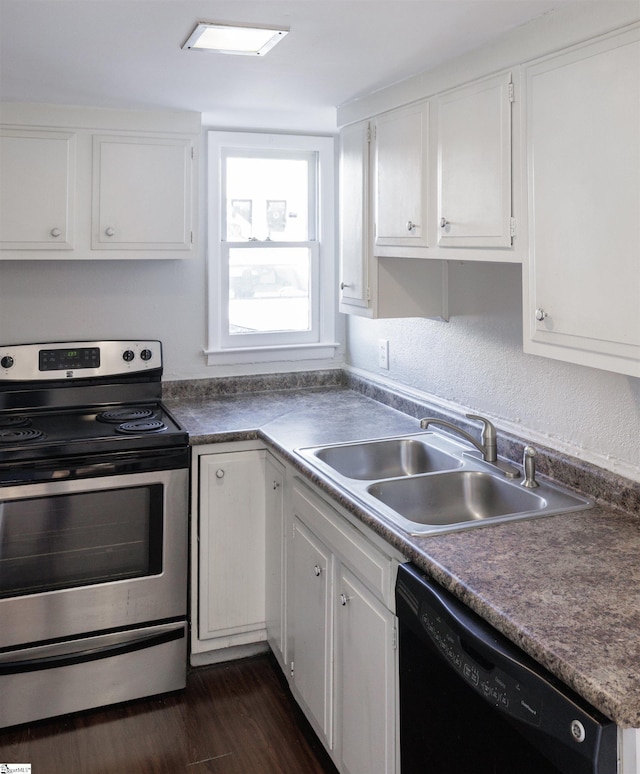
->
(0, 485, 163, 597)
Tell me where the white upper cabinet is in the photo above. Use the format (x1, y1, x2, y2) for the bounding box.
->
(0, 129, 76, 250)
(0, 104, 199, 260)
(339, 120, 370, 311)
(437, 73, 514, 249)
(524, 26, 640, 377)
(373, 102, 430, 253)
(92, 135, 192, 251)
(339, 117, 449, 320)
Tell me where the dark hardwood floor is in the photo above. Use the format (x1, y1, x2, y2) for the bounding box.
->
(0, 653, 339, 774)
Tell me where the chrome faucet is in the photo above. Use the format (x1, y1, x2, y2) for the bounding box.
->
(419, 414, 520, 478)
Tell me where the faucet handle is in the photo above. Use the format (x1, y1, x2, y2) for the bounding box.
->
(465, 414, 497, 459)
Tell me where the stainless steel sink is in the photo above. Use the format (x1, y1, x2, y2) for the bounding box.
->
(296, 432, 593, 536)
(367, 470, 547, 526)
(313, 437, 461, 480)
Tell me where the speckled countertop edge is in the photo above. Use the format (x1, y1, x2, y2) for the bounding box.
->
(164, 373, 640, 727)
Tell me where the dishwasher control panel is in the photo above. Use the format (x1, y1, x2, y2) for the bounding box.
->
(419, 606, 543, 726)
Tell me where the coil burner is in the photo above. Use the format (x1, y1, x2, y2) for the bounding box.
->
(96, 408, 156, 424)
(0, 427, 43, 443)
(115, 418, 167, 434)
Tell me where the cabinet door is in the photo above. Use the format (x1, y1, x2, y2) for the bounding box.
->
(290, 518, 333, 745)
(339, 120, 370, 310)
(437, 73, 513, 248)
(92, 134, 192, 251)
(198, 451, 266, 641)
(339, 117, 448, 321)
(335, 567, 396, 774)
(0, 129, 75, 250)
(265, 453, 286, 667)
(525, 28, 640, 377)
(374, 102, 430, 251)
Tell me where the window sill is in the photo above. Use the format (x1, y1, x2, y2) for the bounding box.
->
(205, 342, 340, 366)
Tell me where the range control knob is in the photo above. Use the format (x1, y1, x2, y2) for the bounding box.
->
(1, 355, 14, 369)
(122, 349, 135, 362)
(140, 348, 153, 361)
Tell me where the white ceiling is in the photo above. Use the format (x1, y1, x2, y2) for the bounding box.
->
(0, 0, 580, 132)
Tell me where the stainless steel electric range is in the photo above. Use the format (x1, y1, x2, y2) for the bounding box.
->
(0, 340, 189, 729)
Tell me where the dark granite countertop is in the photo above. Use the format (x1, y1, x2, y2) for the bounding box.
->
(165, 379, 640, 728)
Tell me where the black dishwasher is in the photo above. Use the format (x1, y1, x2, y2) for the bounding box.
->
(395, 563, 617, 774)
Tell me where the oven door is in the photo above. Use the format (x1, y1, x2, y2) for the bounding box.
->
(0, 459, 188, 650)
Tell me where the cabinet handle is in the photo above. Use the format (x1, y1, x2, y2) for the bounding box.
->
(215, 468, 225, 479)
(105, 227, 115, 237)
(406, 221, 419, 232)
(440, 217, 450, 228)
(340, 593, 349, 606)
(50, 228, 62, 238)
(535, 307, 548, 322)
(314, 565, 322, 577)
(340, 282, 352, 290)
(273, 480, 280, 490)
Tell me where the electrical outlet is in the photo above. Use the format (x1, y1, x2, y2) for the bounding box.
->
(378, 339, 389, 369)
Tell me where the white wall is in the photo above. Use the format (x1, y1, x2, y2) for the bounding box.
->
(0, 251, 344, 379)
(0, 256, 202, 379)
(346, 261, 640, 483)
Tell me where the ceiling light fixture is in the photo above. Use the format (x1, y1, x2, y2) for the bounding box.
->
(182, 22, 289, 56)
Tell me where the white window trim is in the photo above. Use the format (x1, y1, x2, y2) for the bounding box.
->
(205, 131, 338, 366)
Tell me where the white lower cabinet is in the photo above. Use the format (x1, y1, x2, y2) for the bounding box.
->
(290, 517, 333, 743)
(289, 479, 400, 774)
(191, 443, 271, 664)
(336, 566, 396, 774)
(265, 452, 287, 669)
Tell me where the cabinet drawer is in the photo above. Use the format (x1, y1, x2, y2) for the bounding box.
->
(293, 480, 392, 603)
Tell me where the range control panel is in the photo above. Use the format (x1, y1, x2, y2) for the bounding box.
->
(420, 605, 543, 726)
(0, 340, 162, 381)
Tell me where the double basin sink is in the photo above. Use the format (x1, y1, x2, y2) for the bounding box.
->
(296, 431, 592, 536)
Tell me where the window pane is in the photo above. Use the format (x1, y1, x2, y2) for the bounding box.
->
(225, 156, 310, 241)
(228, 247, 311, 334)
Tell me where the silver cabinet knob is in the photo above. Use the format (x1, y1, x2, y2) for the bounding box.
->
(273, 480, 280, 490)
(105, 227, 115, 237)
(406, 221, 419, 232)
(340, 593, 349, 606)
(314, 565, 322, 577)
(535, 308, 548, 321)
(340, 282, 352, 290)
(50, 228, 62, 238)
(440, 217, 449, 228)
(215, 468, 225, 479)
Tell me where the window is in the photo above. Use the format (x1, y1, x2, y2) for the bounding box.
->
(206, 131, 337, 365)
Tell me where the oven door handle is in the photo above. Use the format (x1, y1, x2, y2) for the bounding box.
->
(0, 623, 185, 675)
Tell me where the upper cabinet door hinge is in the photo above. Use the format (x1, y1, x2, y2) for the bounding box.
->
(366, 287, 371, 302)
(508, 81, 515, 103)
(510, 217, 517, 238)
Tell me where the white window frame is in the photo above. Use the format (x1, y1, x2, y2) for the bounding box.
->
(206, 131, 337, 365)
